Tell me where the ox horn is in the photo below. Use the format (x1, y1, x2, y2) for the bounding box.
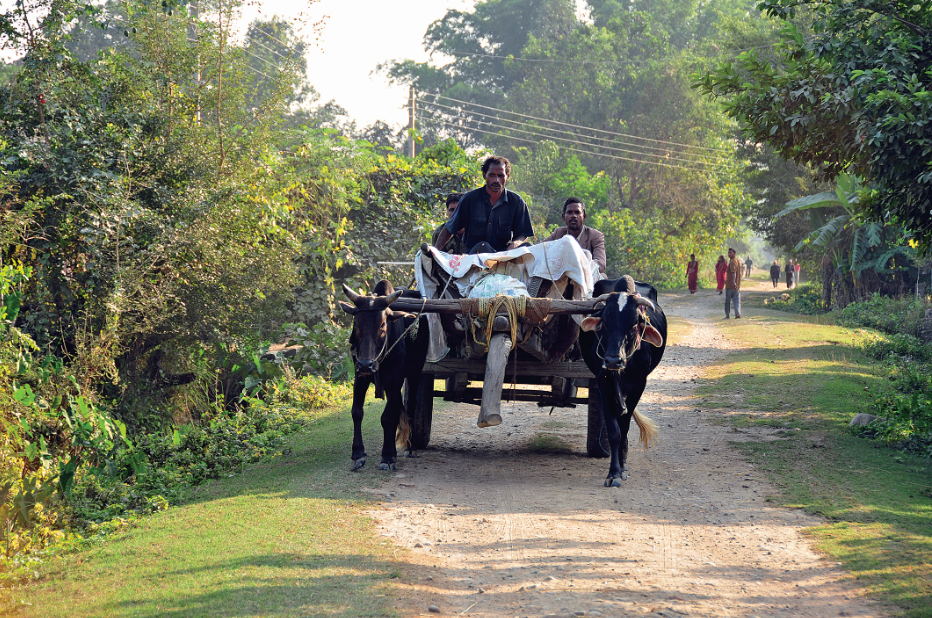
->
(372, 289, 404, 310)
(634, 295, 656, 312)
(342, 283, 363, 305)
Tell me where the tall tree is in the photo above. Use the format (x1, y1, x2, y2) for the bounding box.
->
(694, 0, 932, 252)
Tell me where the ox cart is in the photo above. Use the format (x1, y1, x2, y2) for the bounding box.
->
(394, 239, 611, 458)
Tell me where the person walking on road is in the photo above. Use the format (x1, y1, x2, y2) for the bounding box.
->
(770, 260, 781, 288)
(785, 259, 794, 288)
(686, 254, 699, 294)
(715, 255, 727, 295)
(725, 248, 742, 319)
(745, 255, 753, 278)
(794, 261, 801, 287)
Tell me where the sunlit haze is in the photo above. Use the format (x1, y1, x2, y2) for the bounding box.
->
(240, 0, 472, 129)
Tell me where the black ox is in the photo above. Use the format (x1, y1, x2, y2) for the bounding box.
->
(580, 275, 667, 487)
(339, 280, 429, 471)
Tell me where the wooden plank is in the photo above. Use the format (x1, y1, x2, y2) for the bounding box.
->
(477, 333, 511, 427)
(424, 358, 595, 379)
(445, 387, 588, 406)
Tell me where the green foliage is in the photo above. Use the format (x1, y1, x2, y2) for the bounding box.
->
(837, 293, 929, 338)
(694, 0, 932, 252)
(766, 281, 827, 314)
(285, 136, 476, 323)
(277, 322, 353, 381)
(68, 378, 343, 524)
(827, 293, 932, 454)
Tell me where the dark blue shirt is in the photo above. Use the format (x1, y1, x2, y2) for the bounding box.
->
(445, 187, 534, 252)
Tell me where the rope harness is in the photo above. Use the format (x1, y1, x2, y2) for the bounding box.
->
(594, 303, 650, 364)
(459, 295, 554, 351)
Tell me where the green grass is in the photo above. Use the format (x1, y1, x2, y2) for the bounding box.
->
(9, 396, 411, 618)
(525, 433, 574, 453)
(700, 308, 932, 618)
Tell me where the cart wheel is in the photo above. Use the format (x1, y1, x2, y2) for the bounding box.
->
(410, 375, 434, 450)
(586, 378, 609, 458)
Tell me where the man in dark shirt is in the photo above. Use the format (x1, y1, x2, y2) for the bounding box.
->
(542, 197, 606, 273)
(433, 156, 534, 254)
(430, 192, 466, 254)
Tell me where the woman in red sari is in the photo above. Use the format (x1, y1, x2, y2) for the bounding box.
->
(686, 254, 699, 294)
(715, 255, 727, 295)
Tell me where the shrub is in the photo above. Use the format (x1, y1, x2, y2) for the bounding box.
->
(853, 325, 932, 457)
(837, 293, 928, 336)
(766, 281, 827, 314)
(69, 373, 350, 525)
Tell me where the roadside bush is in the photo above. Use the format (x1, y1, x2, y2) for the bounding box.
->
(854, 330, 932, 457)
(69, 373, 349, 525)
(837, 293, 928, 337)
(767, 281, 827, 314)
(277, 322, 353, 381)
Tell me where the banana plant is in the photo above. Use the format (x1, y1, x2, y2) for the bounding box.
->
(775, 173, 913, 277)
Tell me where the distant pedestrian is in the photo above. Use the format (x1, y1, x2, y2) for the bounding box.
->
(785, 259, 794, 288)
(725, 248, 742, 318)
(794, 261, 801, 286)
(715, 255, 727, 295)
(770, 260, 781, 288)
(745, 255, 753, 278)
(686, 254, 699, 294)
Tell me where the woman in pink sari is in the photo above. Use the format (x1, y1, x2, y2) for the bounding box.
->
(715, 255, 727, 295)
(686, 254, 699, 294)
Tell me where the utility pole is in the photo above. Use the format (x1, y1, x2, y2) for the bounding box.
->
(406, 86, 416, 157)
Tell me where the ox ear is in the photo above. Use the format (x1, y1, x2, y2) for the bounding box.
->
(580, 316, 601, 332)
(338, 301, 357, 316)
(641, 324, 664, 347)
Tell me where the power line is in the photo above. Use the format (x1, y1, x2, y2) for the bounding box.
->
(416, 103, 731, 170)
(418, 98, 733, 166)
(433, 93, 735, 155)
(420, 115, 731, 174)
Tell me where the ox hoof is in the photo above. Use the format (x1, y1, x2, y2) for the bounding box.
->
(352, 457, 367, 471)
(604, 471, 628, 487)
(404, 449, 418, 458)
(379, 462, 397, 472)
(477, 414, 502, 428)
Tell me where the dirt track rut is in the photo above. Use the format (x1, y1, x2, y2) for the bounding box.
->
(367, 280, 885, 618)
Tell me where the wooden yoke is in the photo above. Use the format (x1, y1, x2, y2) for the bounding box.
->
(388, 295, 607, 320)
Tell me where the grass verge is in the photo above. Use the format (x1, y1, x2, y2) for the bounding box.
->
(8, 394, 413, 618)
(698, 307, 932, 618)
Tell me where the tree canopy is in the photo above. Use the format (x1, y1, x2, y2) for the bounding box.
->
(694, 0, 932, 252)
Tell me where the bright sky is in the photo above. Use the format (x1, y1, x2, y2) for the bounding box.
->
(241, 0, 473, 129)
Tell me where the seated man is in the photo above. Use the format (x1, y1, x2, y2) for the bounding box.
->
(433, 155, 534, 254)
(430, 192, 465, 254)
(542, 197, 606, 273)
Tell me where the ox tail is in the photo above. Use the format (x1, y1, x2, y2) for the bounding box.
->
(396, 405, 412, 450)
(632, 409, 658, 450)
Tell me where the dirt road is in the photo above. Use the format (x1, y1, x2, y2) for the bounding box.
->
(368, 278, 884, 618)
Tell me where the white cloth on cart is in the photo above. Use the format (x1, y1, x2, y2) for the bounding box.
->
(414, 235, 602, 362)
